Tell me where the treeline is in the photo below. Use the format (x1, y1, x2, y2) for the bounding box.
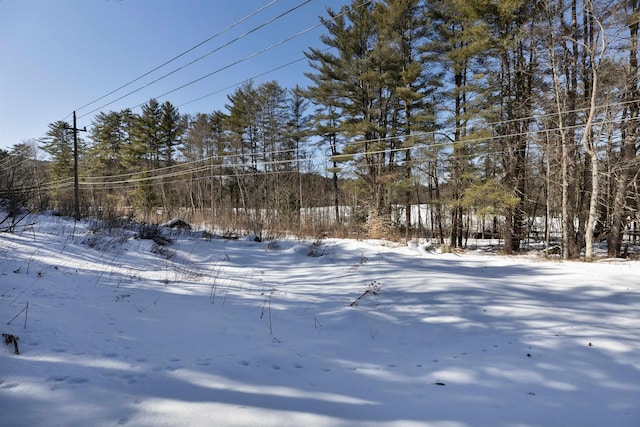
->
(1, 0, 638, 260)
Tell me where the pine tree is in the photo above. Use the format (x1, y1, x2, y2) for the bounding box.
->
(256, 81, 290, 230)
(40, 121, 81, 214)
(256, 81, 289, 174)
(130, 99, 163, 169)
(182, 113, 222, 162)
(306, 1, 379, 218)
(484, 0, 538, 253)
(226, 82, 259, 171)
(40, 121, 75, 181)
(284, 85, 311, 227)
(306, 0, 430, 222)
(159, 101, 184, 167)
(425, 0, 493, 247)
(373, 0, 432, 237)
(88, 109, 132, 176)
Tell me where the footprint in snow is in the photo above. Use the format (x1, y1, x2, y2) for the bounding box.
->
(237, 360, 250, 367)
(120, 373, 146, 385)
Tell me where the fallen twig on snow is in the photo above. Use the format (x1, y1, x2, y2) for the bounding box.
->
(350, 281, 381, 306)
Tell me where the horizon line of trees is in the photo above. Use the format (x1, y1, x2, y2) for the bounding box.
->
(1, 0, 638, 260)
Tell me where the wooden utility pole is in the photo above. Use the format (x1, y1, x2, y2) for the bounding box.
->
(64, 111, 86, 221)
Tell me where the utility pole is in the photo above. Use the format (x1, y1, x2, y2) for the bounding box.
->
(64, 111, 86, 221)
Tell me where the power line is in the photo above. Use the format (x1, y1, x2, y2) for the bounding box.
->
(146, 0, 374, 110)
(138, 23, 320, 108)
(177, 53, 312, 108)
(28, 96, 640, 186)
(27, 0, 635, 197)
(0, 148, 33, 169)
(77, 0, 375, 123)
(12, 110, 640, 194)
(72, 0, 281, 117)
(78, 0, 312, 120)
(71, 114, 639, 190)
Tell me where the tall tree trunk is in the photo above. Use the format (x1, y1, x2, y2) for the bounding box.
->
(581, 2, 604, 262)
(582, 68, 601, 262)
(547, 0, 581, 259)
(608, 0, 639, 256)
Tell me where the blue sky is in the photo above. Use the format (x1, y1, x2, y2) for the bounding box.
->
(0, 0, 350, 150)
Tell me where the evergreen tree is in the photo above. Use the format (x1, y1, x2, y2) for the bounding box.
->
(159, 101, 184, 166)
(425, 0, 492, 247)
(373, 0, 433, 236)
(130, 99, 162, 169)
(40, 120, 82, 214)
(286, 85, 311, 173)
(40, 121, 75, 181)
(131, 171, 157, 221)
(306, 1, 380, 216)
(226, 82, 260, 171)
(307, 0, 430, 221)
(225, 82, 261, 230)
(87, 109, 134, 216)
(256, 81, 289, 173)
(88, 109, 132, 176)
(255, 81, 290, 229)
(180, 111, 229, 219)
(285, 85, 311, 225)
(309, 101, 345, 223)
(182, 112, 226, 162)
(484, 0, 538, 253)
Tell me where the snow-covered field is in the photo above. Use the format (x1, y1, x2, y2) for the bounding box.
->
(1, 215, 639, 427)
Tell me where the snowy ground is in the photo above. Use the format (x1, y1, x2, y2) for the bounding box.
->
(1, 215, 639, 427)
